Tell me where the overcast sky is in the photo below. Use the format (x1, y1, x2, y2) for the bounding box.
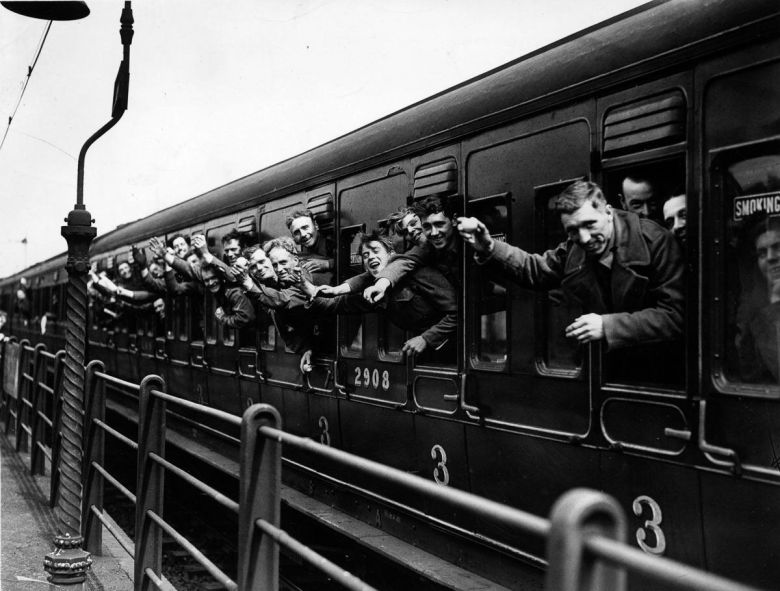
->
(0, 0, 649, 278)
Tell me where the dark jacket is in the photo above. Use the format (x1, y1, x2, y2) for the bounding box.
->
(319, 264, 457, 349)
(481, 209, 684, 350)
(376, 241, 460, 290)
(215, 287, 255, 329)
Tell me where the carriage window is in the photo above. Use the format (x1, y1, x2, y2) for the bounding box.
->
(470, 195, 510, 368)
(534, 183, 584, 374)
(338, 169, 409, 360)
(258, 201, 304, 244)
(720, 150, 780, 389)
(339, 226, 365, 358)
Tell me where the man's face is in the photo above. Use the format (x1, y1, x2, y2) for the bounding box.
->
(268, 247, 299, 286)
(117, 262, 133, 280)
(663, 196, 687, 240)
(202, 268, 222, 294)
(289, 216, 318, 248)
(756, 229, 780, 289)
(422, 212, 454, 251)
(561, 200, 614, 258)
(186, 253, 200, 268)
(223, 239, 241, 265)
(249, 249, 276, 283)
(399, 213, 425, 246)
(360, 241, 392, 277)
(172, 236, 189, 259)
(621, 178, 658, 220)
(149, 262, 164, 279)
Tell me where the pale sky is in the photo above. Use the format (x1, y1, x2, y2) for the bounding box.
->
(0, 0, 649, 278)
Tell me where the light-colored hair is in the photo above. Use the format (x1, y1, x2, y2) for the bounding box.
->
(263, 236, 298, 257)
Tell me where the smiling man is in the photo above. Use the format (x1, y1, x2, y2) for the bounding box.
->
(363, 195, 460, 304)
(310, 232, 456, 360)
(286, 209, 335, 284)
(457, 180, 684, 354)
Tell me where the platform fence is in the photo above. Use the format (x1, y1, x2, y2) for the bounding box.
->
(0, 335, 765, 591)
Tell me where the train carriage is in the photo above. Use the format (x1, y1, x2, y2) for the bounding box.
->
(2, 0, 780, 588)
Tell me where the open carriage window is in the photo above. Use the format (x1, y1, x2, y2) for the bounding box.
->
(338, 224, 365, 358)
(534, 181, 584, 375)
(468, 193, 510, 369)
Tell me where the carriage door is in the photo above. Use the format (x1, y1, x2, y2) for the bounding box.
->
(462, 105, 596, 514)
(335, 163, 415, 467)
(597, 75, 706, 573)
(203, 216, 242, 414)
(699, 48, 780, 588)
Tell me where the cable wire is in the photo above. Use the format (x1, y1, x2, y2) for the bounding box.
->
(0, 20, 53, 154)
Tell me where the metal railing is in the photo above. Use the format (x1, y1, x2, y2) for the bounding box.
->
(1, 342, 764, 591)
(0, 337, 65, 505)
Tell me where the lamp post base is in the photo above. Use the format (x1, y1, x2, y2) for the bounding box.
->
(43, 533, 92, 586)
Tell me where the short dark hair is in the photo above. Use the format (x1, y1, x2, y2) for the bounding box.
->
(285, 209, 316, 230)
(243, 244, 260, 259)
(168, 233, 189, 247)
(549, 181, 607, 215)
(222, 229, 243, 246)
(414, 195, 457, 220)
(358, 232, 394, 257)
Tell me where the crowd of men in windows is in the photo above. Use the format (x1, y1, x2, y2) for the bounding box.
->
(71, 168, 710, 386)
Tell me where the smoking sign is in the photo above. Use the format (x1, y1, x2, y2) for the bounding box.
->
(734, 192, 780, 221)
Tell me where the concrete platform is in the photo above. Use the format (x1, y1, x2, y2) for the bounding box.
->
(1, 432, 134, 590)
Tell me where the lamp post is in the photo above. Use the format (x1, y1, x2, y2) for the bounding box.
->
(1, 1, 133, 586)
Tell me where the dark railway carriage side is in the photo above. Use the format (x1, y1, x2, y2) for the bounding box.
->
(2, 0, 779, 588)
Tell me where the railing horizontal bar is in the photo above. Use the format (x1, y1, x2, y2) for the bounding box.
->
(257, 519, 378, 591)
(585, 536, 763, 591)
(23, 345, 35, 353)
(36, 411, 52, 427)
(166, 409, 240, 447)
(259, 426, 549, 538)
(92, 462, 137, 504)
(282, 457, 544, 566)
(89, 505, 134, 557)
(94, 371, 141, 392)
(39, 383, 54, 395)
(39, 350, 58, 360)
(94, 419, 139, 451)
(22, 372, 33, 381)
(145, 511, 237, 590)
(147, 453, 238, 514)
(21, 424, 31, 435)
(149, 389, 242, 426)
(143, 567, 177, 591)
(22, 398, 33, 409)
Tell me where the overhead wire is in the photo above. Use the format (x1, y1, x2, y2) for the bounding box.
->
(0, 20, 53, 154)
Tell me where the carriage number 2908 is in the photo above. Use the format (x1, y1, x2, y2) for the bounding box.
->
(353, 367, 390, 391)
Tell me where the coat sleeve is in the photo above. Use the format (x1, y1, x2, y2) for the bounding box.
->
(410, 269, 458, 349)
(221, 289, 255, 328)
(376, 245, 430, 287)
(479, 240, 567, 290)
(601, 230, 684, 349)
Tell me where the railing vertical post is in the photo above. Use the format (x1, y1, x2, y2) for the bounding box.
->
(29, 343, 47, 475)
(49, 350, 66, 507)
(135, 374, 166, 591)
(546, 488, 627, 591)
(15, 339, 30, 452)
(82, 360, 106, 554)
(237, 403, 282, 591)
